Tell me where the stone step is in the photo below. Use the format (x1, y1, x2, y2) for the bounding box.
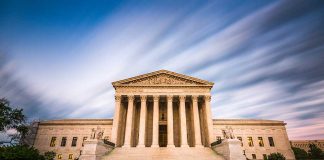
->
(102, 147, 225, 160)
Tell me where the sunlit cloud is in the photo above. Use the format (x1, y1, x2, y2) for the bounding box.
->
(0, 0, 323, 140)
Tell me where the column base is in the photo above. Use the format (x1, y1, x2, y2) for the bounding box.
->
(151, 144, 159, 148)
(181, 144, 189, 148)
(137, 144, 145, 148)
(122, 144, 131, 148)
(195, 144, 203, 148)
(167, 144, 175, 148)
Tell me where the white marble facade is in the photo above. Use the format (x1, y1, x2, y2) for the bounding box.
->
(32, 70, 295, 160)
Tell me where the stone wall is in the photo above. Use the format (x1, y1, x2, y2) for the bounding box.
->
(33, 118, 295, 160)
(213, 119, 295, 160)
(33, 119, 113, 160)
(290, 140, 324, 151)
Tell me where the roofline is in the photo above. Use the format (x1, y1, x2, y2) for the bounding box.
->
(290, 140, 324, 142)
(38, 119, 113, 125)
(37, 118, 286, 126)
(213, 119, 286, 126)
(111, 69, 214, 88)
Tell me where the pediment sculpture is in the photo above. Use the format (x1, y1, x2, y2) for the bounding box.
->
(124, 74, 202, 85)
(112, 70, 214, 87)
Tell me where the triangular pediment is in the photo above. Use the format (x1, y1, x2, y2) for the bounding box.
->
(112, 70, 214, 87)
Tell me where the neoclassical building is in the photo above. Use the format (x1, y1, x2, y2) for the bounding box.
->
(290, 140, 324, 152)
(32, 70, 295, 160)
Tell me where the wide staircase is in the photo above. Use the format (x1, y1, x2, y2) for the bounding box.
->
(102, 147, 225, 160)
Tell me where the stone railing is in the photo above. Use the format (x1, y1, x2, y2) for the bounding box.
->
(103, 139, 115, 147)
(211, 139, 223, 147)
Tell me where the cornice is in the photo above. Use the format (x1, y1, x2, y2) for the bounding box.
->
(112, 69, 214, 88)
(39, 119, 113, 126)
(213, 119, 286, 126)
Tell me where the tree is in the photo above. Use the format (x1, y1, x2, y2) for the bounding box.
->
(0, 98, 27, 145)
(0, 145, 45, 160)
(292, 147, 308, 160)
(267, 152, 286, 160)
(308, 143, 324, 159)
(44, 151, 56, 160)
(0, 98, 46, 159)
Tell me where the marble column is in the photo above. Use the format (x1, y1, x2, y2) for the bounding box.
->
(111, 94, 121, 145)
(151, 95, 159, 147)
(205, 95, 214, 146)
(167, 95, 175, 147)
(192, 95, 202, 147)
(179, 95, 189, 147)
(137, 95, 147, 147)
(123, 95, 135, 148)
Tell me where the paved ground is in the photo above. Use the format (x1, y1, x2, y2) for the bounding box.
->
(102, 147, 225, 160)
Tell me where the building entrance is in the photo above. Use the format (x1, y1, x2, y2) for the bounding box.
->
(159, 125, 167, 147)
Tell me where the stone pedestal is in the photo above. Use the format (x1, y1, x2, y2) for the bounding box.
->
(79, 139, 114, 160)
(211, 139, 245, 160)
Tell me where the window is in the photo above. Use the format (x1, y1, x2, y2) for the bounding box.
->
(71, 137, 78, 147)
(57, 154, 62, 159)
(258, 137, 264, 147)
(268, 137, 275, 147)
(61, 137, 67, 147)
(82, 137, 87, 147)
(263, 154, 267, 160)
(50, 137, 56, 147)
(237, 137, 243, 146)
(68, 154, 73, 160)
(252, 154, 256, 159)
(248, 137, 254, 147)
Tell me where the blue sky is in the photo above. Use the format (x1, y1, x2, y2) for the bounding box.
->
(0, 0, 324, 140)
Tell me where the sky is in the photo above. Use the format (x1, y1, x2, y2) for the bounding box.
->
(0, 0, 323, 140)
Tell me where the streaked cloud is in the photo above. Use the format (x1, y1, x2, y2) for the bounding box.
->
(0, 0, 323, 140)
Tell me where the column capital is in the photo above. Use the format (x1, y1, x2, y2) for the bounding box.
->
(192, 95, 198, 102)
(153, 95, 159, 101)
(167, 95, 173, 102)
(115, 95, 122, 102)
(127, 95, 135, 101)
(205, 95, 211, 102)
(179, 95, 186, 101)
(140, 95, 147, 102)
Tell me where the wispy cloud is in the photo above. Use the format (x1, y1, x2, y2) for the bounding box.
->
(0, 0, 323, 140)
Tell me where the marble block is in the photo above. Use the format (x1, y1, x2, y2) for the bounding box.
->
(211, 139, 246, 160)
(79, 139, 114, 160)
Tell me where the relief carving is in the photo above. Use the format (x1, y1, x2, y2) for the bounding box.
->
(123, 73, 203, 85)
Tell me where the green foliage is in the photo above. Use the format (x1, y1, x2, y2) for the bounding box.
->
(0, 98, 26, 131)
(44, 151, 56, 160)
(0, 145, 45, 160)
(308, 143, 324, 159)
(0, 98, 28, 145)
(267, 152, 286, 160)
(292, 147, 308, 160)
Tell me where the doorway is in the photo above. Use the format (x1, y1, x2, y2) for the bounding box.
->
(159, 125, 167, 147)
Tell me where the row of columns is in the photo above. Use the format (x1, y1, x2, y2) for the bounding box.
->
(111, 94, 213, 147)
